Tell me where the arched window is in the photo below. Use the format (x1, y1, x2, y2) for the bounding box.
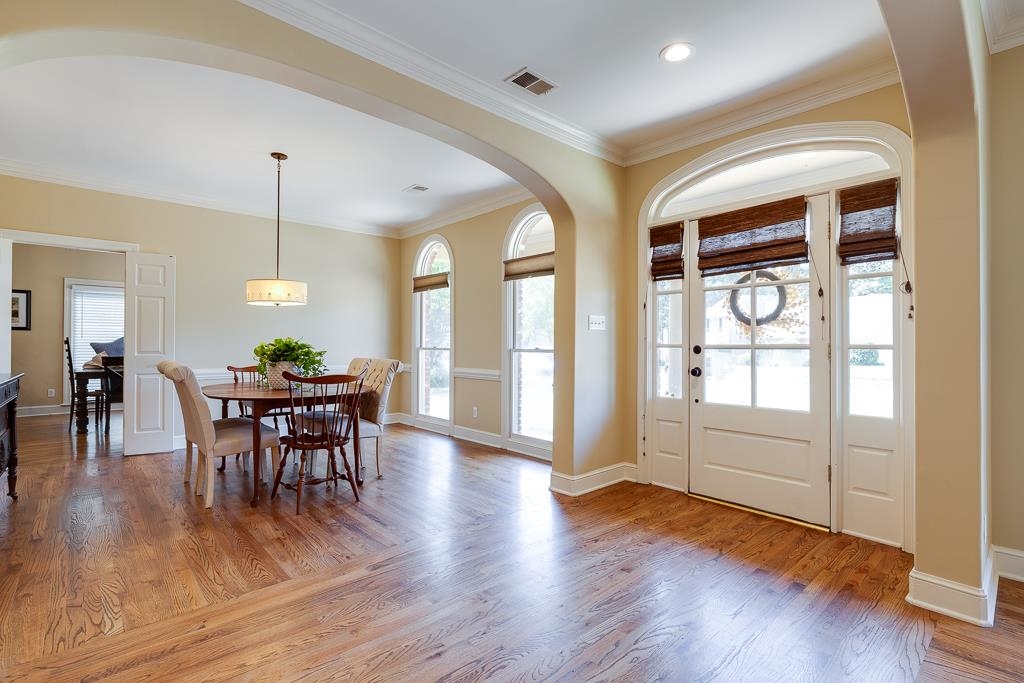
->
(413, 237, 452, 423)
(504, 208, 554, 445)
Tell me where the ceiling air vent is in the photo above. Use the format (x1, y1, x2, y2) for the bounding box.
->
(403, 184, 429, 193)
(505, 67, 557, 96)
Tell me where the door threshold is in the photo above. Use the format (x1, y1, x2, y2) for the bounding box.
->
(687, 492, 829, 532)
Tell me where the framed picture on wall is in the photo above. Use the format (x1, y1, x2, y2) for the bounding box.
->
(11, 289, 31, 331)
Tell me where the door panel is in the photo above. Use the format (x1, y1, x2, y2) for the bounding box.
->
(689, 194, 831, 526)
(646, 275, 688, 491)
(124, 253, 175, 455)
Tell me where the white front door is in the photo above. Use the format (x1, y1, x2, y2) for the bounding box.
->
(123, 253, 175, 455)
(688, 194, 832, 525)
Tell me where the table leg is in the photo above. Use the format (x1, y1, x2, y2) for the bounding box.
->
(7, 400, 17, 500)
(217, 399, 230, 472)
(250, 403, 263, 507)
(75, 375, 90, 434)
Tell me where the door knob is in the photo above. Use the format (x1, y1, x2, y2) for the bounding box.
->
(690, 367, 702, 377)
(693, 345, 702, 354)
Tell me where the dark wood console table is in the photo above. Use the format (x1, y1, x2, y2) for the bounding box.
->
(0, 373, 23, 500)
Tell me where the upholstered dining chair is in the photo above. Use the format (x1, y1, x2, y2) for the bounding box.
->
(346, 357, 371, 376)
(157, 361, 280, 508)
(355, 358, 403, 479)
(63, 337, 105, 432)
(272, 370, 365, 514)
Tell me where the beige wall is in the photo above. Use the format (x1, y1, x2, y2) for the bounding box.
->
(394, 200, 534, 435)
(11, 244, 125, 407)
(989, 44, 1024, 552)
(0, 176, 403, 389)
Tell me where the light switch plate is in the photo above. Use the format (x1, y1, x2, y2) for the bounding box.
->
(588, 315, 606, 331)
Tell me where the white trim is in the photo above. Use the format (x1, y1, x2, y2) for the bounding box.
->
(906, 551, 999, 626)
(451, 425, 504, 449)
(0, 157, 394, 238)
(412, 416, 451, 436)
(452, 367, 501, 381)
(634, 121, 916, 552)
(398, 188, 534, 238)
(19, 404, 72, 417)
(503, 438, 552, 462)
(383, 411, 412, 426)
(549, 462, 639, 496)
(0, 227, 140, 253)
(237, 0, 623, 163)
(624, 62, 900, 165)
(980, 0, 1024, 53)
(994, 545, 1024, 582)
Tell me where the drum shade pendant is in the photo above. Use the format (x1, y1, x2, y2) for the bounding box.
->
(246, 152, 308, 306)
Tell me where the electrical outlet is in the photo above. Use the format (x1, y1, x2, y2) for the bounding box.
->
(588, 315, 606, 331)
(472, 406, 479, 419)
(47, 388, 56, 398)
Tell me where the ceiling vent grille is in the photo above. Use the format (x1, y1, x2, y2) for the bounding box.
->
(403, 184, 429, 193)
(505, 67, 557, 96)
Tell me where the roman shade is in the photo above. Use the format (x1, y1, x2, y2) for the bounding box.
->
(503, 251, 555, 281)
(649, 222, 684, 281)
(837, 178, 898, 265)
(697, 196, 808, 277)
(412, 272, 449, 293)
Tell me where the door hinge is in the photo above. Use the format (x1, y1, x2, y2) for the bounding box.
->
(827, 464, 833, 483)
(827, 343, 832, 361)
(827, 219, 832, 241)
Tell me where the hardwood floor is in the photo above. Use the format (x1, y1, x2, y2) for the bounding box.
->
(0, 414, 1020, 681)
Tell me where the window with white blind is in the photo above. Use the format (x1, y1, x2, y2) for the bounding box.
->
(64, 279, 125, 403)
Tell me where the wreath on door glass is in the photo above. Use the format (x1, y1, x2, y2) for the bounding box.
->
(728, 269, 787, 326)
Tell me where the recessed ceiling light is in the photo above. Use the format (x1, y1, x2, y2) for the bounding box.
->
(660, 42, 694, 63)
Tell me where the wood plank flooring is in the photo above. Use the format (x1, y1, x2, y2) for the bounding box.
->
(0, 413, 1020, 681)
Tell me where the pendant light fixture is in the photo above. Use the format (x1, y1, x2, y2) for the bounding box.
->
(246, 152, 308, 306)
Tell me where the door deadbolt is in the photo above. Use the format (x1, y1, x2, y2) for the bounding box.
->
(690, 367, 702, 377)
(693, 345, 702, 354)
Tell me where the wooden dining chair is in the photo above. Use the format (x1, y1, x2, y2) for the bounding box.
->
(224, 364, 291, 470)
(64, 337, 105, 432)
(157, 361, 280, 508)
(272, 370, 364, 514)
(101, 355, 124, 435)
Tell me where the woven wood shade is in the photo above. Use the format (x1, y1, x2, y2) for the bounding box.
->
(838, 178, 898, 265)
(649, 222, 684, 281)
(503, 252, 555, 281)
(412, 272, 449, 293)
(697, 196, 808, 277)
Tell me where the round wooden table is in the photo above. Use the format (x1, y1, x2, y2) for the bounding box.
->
(201, 382, 364, 506)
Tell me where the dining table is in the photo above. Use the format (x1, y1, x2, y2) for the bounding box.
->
(200, 381, 364, 506)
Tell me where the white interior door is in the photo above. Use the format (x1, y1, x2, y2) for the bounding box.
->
(646, 269, 688, 491)
(0, 238, 11, 374)
(124, 253, 175, 455)
(689, 194, 832, 525)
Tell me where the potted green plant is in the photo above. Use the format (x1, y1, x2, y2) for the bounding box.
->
(253, 337, 328, 389)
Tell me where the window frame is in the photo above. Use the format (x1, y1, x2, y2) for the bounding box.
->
(503, 205, 555, 450)
(63, 278, 125, 405)
(412, 236, 454, 427)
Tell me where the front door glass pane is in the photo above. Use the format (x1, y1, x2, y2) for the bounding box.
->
(849, 349, 894, 418)
(705, 349, 751, 406)
(756, 349, 810, 411)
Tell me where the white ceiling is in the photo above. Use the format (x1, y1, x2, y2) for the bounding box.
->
(0, 56, 526, 237)
(244, 0, 899, 163)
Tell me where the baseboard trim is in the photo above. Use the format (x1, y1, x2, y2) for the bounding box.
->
(994, 545, 1024, 582)
(383, 412, 412, 426)
(549, 462, 639, 496)
(451, 425, 503, 448)
(906, 549, 998, 626)
(19, 405, 69, 417)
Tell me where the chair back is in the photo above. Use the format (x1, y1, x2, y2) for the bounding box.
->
(360, 359, 403, 426)
(63, 337, 77, 390)
(157, 361, 216, 453)
(345, 357, 371, 375)
(102, 356, 124, 403)
(282, 371, 364, 452)
(227, 365, 261, 385)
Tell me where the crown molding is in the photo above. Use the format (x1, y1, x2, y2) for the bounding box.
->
(624, 61, 901, 166)
(0, 157, 399, 237)
(981, 0, 1024, 53)
(397, 187, 534, 239)
(238, 0, 625, 164)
